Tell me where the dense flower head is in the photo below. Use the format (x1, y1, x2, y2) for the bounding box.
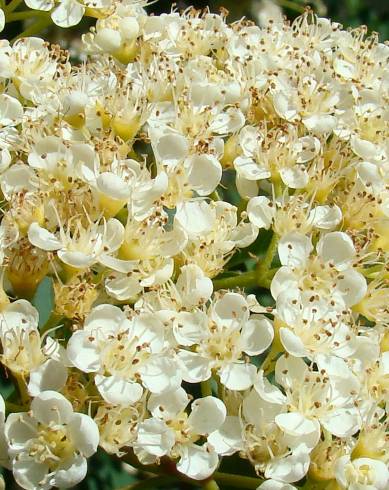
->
(0, 2, 388, 489)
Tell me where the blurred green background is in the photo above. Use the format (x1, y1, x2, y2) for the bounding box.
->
(1, 0, 388, 488)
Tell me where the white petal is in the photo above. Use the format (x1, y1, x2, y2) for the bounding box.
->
(31, 391, 74, 426)
(278, 232, 312, 267)
(334, 58, 355, 79)
(0, 299, 39, 332)
(51, 0, 85, 27)
(186, 154, 222, 196)
(148, 388, 190, 420)
(240, 315, 274, 355)
(272, 91, 298, 121)
(84, 304, 130, 335)
(50, 455, 87, 488)
(66, 331, 101, 373)
(95, 375, 143, 405)
(351, 136, 381, 161)
(105, 273, 142, 301)
(254, 371, 286, 405)
(208, 416, 243, 456)
(219, 362, 257, 390)
(174, 311, 209, 346)
(280, 167, 308, 189)
(230, 220, 258, 248)
(265, 445, 310, 483)
(270, 266, 296, 300)
(13, 458, 50, 490)
(58, 250, 95, 268)
(68, 413, 99, 457)
(103, 218, 125, 252)
(176, 264, 213, 308)
(175, 201, 214, 238)
(275, 355, 307, 388)
(337, 269, 367, 307)
(317, 231, 355, 270)
(139, 356, 181, 394)
(279, 328, 307, 357)
(176, 350, 211, 383)
(234, 157, 271, 180)
(275, 412, 320, 439)
(176, 443, 219, 480)
(236, 175, 259, 199)
(136, 418, 175, 457)
(212, 293, 249, 327)
(94, 28, 122, 53)
(295, 136, 320, 163)
(0, 9, 4, 33)
(154, 133, 189, 167)
(0, 94, 23, 126)
(25, 0, 53, 10)
(28, 359, 67, 397)
(5, 413, 38, 450)
(188, 397, 226, 435)
(28, 223, 62, 251)
(1, 165, 37, 200)
(247, 196, 275, 229)
(303, 114, 337, 133)
(0, 148, 11, 173)
(320, 408, 360, 438)
(308, 205, 342, 230)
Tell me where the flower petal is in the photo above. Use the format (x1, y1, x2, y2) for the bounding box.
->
(188, 397, 226, 435)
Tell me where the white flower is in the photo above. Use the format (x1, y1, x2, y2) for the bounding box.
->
(272, 231, 367, 322)
(335, 456, 389, 490)
(242, 387, 312, 483)
(28, 217, 124, 270)
(135, 393, 226, 480)
(0, 300, 67, 395)
(254, 354, 361, 440)
(67, 305, 180, 405)
(176, 292, 273, 390)
(5, 391, 99, 490)
(175, 200, 258, 277)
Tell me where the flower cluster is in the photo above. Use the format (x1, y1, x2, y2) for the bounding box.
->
(0, 3, 388, 490)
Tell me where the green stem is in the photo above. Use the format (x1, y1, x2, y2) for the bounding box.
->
(200, 379, 213, 397)
(7, 9, 48, 21)
(15, 374, 30, 407)
(214, 472, 263, 489)
(120, 476, 180, 490)
(213, 270, 271, 290)
(203, 480, 220, 490)
(256, 232, 278, 282)
(5, 0, 23, 13)
(12, 14, 51, 41)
